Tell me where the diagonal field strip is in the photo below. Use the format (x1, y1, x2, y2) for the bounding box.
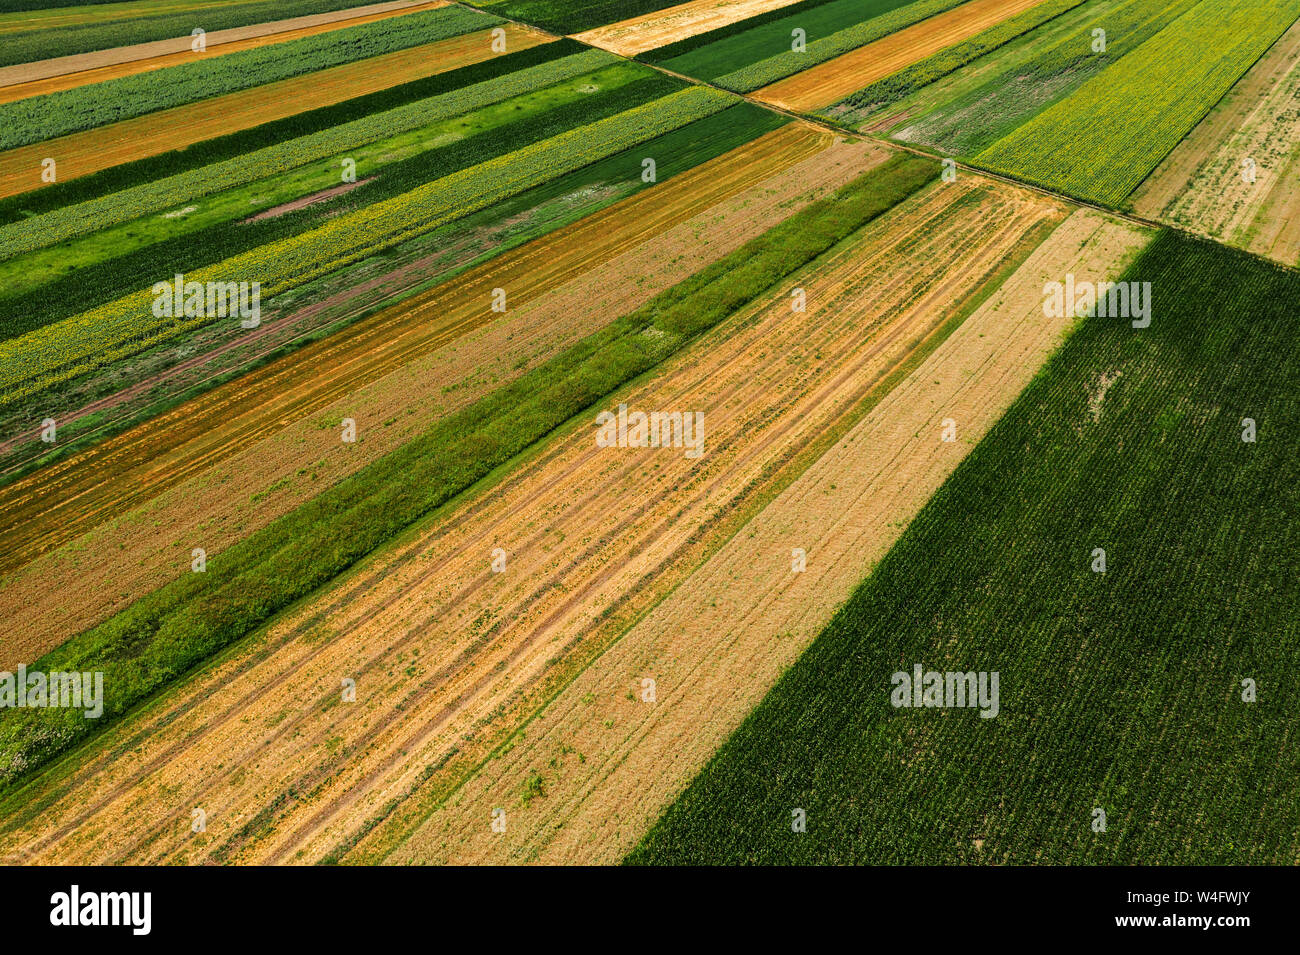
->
(573, 0, 807, 57)
(753, 0, 1050, 111)
(0, 1, 447, 102)
(0, 24, 551, 200)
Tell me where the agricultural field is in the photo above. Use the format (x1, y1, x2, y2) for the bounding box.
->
(0, 0, 1296, 895)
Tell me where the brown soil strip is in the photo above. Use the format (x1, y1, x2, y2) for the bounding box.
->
(380, 210, 1150, 865)
(754, 0, 1049, 113)
(573, 0, 807, 57)
(0, 24, 550, 200)
(240, 176, 376, 222)
(1129, 16, 1300, 265)
(0, 176, 1071, 865)
(0, 2, 445, 101)
(0, 126, 872, 668)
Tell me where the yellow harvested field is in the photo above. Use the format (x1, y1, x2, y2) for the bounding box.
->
(573, 0, 806, 57)
(0, 2, 446, 103)
(754, 0, 1049, 112)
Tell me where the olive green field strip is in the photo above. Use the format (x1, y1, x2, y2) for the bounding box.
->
(0, 85, 735, 408)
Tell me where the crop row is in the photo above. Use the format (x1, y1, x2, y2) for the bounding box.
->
(831, 0, 1085, 118)
(0, 68, 680, 342)
(0, 151, 937, 795)
(0, 4, 498, 151)
(0, 85, 735, 403)
(0, 49, 619, 261)
(0, 0, 367, 67)
(974, 0, 1300, 205)
(714, 0, 966, 92)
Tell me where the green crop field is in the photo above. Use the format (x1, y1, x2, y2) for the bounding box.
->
(972, 0, 1300, 205)
(826, 0, 1086, 124)
(629, 232, 1300, 865)
(859, 0, 1200, 154)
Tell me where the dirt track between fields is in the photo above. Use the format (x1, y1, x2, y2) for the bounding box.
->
(0, 176, 1083, 865)
(1129, 16, 1300, 266)
(0, 25, 549, 199)
(0, 2, 444, 102)
(0, 126, 878, 668)
(573, 0, 806, 57)
(754, 0, 1049, 112)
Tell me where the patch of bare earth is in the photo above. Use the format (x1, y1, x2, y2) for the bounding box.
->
(0, 128, 884, 669)
(376, 209, 1149, 865)
(1129, 17, 1300, 265)
(0, 176, 1073, 865)
(573, 0, 807, 57)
